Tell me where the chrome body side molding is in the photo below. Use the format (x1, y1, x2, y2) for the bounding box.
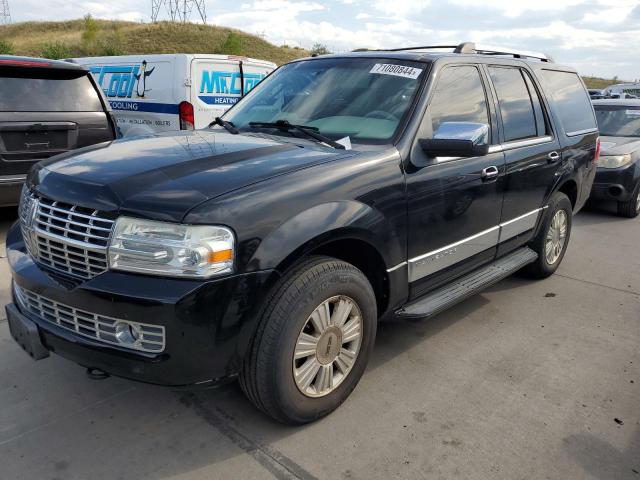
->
(408, 226, 500, 282)
(407, 208, 545, 283)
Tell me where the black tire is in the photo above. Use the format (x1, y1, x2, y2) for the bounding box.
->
(522, 192, 573, 279)
(239, 256, 377, 424)
(617, 182, 640, 218)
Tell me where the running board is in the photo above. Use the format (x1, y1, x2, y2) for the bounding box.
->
(397, 247, 538, 319)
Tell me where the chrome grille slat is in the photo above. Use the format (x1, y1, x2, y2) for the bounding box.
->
(20, 191, 115, 279)
(14, 285, 166, 353)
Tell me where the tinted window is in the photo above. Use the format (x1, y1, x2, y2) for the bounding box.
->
(224, 58, 425, 143)
(489, 67, 537, 142)
(523, 71, 549, 137)
(594, 105, 640, 137)
(0, 74, 103, 112)
(428, 66, 489, 136)
(541, 70, 596, 134)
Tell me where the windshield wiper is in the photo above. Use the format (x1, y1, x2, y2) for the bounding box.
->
(249, 120, 346, 150)
(209, 117, 239, 134)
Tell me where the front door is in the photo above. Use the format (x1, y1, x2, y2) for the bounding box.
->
(406, 64, 505, 298)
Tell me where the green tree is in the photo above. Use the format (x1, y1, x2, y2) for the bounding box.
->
(310, 43, 331, 56)
(41, 42, 72, 60)
(0, 39, 14, 55)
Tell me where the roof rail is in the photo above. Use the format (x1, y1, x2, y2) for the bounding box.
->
(352, 42, 554, 62)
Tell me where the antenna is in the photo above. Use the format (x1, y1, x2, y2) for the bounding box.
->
(0, 0, 11, 25)
(151, 0, 206, 24)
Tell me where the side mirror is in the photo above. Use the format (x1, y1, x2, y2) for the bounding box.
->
(420, 122, 490, 158)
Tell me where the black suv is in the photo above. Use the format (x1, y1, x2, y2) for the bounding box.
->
(5, 43, 598, 424)
(0, 56, 117, 206)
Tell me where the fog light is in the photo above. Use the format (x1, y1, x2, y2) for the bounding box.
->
(114, 322, 142, 346)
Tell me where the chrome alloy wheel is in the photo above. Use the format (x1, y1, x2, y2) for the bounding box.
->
(636, 190, 640, 213)
(293, 295, 363, 398)
(545, 209, 568, 265)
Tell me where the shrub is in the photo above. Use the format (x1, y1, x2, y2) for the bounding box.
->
(0, 39, 14, 54)
(82, 14, 98, 47)
(41, 42, 72, 60)
(216, 32, 243, 56)
(310, 43, 331, 56)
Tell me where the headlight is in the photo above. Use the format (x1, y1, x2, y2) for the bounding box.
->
(108, 217, 234, 278)
(598, 154, 632, 169)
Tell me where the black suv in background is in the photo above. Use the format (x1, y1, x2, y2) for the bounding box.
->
(5, 43, 598, 424)
(0, 56, 117, 206)
(590, 99, 640, 217)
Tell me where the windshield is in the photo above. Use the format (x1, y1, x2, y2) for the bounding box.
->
(594, 105, 640, 137)
(221, 58, 427, 144)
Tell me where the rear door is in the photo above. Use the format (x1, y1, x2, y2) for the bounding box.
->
(192, 57, 272, 129)
(484, 64, 562, 256)
(0, 68, 114, 178)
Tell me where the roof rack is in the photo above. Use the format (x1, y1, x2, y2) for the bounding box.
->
(353, 42, 554, 63)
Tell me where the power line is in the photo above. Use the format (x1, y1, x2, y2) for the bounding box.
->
(151, 0, 206, 24)
(0, 0, 11, 25)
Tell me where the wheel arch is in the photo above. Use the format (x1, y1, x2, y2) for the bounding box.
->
(246, 200, 403, 316)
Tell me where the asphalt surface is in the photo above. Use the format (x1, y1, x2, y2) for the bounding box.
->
(0, 203, 638, 480)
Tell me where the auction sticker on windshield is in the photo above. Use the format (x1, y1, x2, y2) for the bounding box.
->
(370, 64, 423, 80)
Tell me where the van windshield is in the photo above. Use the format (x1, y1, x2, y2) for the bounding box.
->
(594, 105, 640, 137)
(221, 58, 427, 144)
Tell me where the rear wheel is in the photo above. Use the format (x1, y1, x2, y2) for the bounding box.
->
(240, 256, 377, 424)
(522, 192, 572, 279)
(617, 182, 640, 218)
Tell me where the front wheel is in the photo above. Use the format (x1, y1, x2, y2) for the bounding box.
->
(617, 182, 640, 218)
(240, 256, 377, 424)
(522, 192, 573, 279)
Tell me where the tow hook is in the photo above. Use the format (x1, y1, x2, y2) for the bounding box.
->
(86, 367, 110, 380)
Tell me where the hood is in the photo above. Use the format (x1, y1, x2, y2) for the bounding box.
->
(30, 130, 357, 221)
(600, 136, 640, 156)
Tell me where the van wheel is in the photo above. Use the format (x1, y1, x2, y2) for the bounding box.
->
(522, 192, 573, 279)
(617, 182, 640, 218)
(240, 256, 377, 424)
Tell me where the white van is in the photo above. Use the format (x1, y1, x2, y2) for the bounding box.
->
(71, 54, 277, 136)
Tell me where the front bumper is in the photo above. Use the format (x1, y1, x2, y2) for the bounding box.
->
(590, 163, 639, 201)
(6, 222, 277, 386)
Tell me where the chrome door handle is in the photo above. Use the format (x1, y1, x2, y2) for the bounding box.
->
(481, 166, 499, 181)
(548, 151, 561, 163)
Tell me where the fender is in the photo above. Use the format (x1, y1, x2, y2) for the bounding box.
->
(245, 200, 403, 272)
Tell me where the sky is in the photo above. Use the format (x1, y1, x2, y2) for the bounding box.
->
(6, 0, 640, 79)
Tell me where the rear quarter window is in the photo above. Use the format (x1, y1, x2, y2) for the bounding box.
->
(541, 70, 596, 135)
(0, 73, 103, 112)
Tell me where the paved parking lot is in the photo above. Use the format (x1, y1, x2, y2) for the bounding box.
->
(1, 204, 638, 480)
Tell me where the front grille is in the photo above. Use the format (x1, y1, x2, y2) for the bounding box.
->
(14, 284, 166, 353)
(35, 197, 113, 248)
(35, 236, 109, 279)
(20, 191, 115, 280)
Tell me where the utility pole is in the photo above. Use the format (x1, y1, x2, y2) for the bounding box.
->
(151, 0, 206, 24)
(0, 0, 11, 25)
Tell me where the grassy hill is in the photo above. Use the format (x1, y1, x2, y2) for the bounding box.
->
(0, 19, 629, 87)
(0, 19, 309, 65)
(582, 76, 627, 90)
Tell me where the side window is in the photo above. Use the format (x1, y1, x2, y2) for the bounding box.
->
(540, 70, 597, 135)
(488, 67, 538, 142)
(522, 71, 549, 137)
(428, 65, 490, 137)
